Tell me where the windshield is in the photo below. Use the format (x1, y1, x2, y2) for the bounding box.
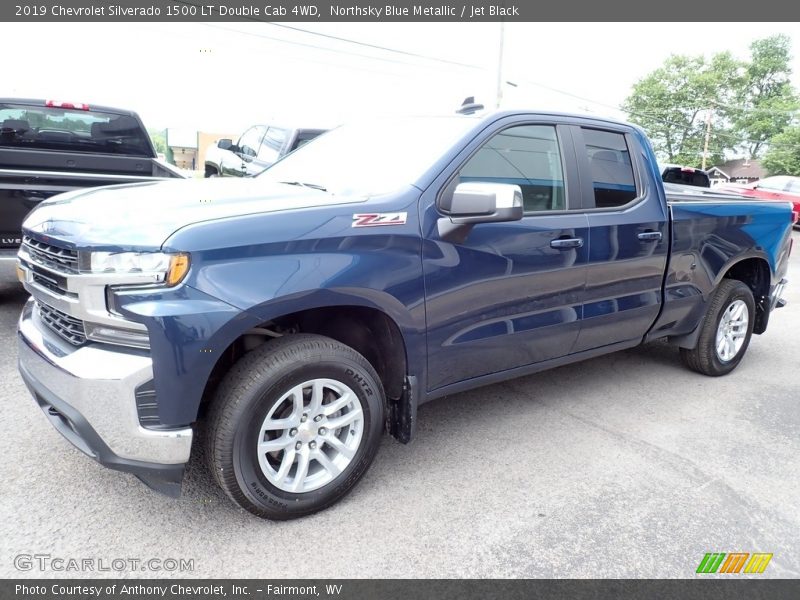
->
(258, 117, 479, 195)
(0, 102, 152, 156)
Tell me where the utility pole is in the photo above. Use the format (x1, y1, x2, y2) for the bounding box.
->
(702, 107, 713, 170)
(495, 21, 505, 109)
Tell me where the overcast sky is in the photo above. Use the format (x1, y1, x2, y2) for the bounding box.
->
(2, 22, 798, 134)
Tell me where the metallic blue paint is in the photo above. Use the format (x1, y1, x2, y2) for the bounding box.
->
(115, 283, 256, 427)
(21, 178, 371, 251)
(574, 156, 669, 351)
(116, 189, 428, 427)
(647, 198, 792, 342)
(23, 111, 794, 432)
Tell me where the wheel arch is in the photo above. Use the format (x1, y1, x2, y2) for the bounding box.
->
(197, 297, 415, 435)
(716, 255, 772, 334)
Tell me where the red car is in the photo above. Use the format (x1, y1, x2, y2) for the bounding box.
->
(714, 176, 800, 227)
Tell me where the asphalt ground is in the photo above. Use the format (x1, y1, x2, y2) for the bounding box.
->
(1, 231, 798, 578)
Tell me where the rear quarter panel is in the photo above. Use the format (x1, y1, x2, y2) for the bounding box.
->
(648, 198, 793, 340)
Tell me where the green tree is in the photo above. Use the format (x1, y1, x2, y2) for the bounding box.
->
(730, 35, 799, 158)
(762, 126, 800, 175)
(621, 52, 741, 166)
(148, 128, 166, 154)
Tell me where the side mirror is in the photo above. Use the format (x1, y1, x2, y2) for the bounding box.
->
(217, 138, 233, 150)
(443, 182, 523, 224)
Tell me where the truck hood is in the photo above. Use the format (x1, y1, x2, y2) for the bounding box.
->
(22, 177, 366, 250)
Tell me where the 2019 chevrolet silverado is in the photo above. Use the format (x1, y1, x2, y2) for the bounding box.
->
(0, 99, 184, 279)
(17, 110, 792, 519)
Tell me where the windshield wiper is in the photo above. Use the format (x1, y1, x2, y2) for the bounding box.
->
(278, 181, 328, 192)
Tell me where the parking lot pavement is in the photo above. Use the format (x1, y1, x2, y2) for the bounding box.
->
(1, 232, 798, 579)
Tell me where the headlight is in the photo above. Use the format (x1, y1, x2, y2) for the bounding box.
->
(90, 251, 190, 286)
(91, 251, 170, 273)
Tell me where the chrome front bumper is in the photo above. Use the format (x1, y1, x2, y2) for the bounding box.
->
(17, 299, 192, 494)
(0, 251, 19, 282)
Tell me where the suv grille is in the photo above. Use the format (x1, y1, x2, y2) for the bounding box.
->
(37, 301, 87, 346)
(22, 236, 80, 274)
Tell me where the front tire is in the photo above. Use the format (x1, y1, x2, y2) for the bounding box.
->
(680, 279, 755, 376)
(207, 334, 385, 519)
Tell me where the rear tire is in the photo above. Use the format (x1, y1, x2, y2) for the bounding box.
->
(680, 279, 755, 376)
(206, 334, 385, 520)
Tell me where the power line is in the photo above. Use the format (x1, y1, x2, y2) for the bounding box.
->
(512, 79, 800, 150)
(179, 1, 488, 73)
(199, 23, 452, 71)
(264, 22, 486, 71)
(177, 7, 800, 150)
(261, 23, 800, 121)
(703, 97, 800, 116)
(201, 8, 800, 122)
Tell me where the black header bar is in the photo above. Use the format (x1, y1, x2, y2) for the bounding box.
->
(2, 0, 800, 22)
(5, 579, 800, 600)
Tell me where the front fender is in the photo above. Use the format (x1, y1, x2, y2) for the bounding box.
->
(116, 284, 262, 428)
(117, 234, 426, 427)
(182, 224, 428, 384)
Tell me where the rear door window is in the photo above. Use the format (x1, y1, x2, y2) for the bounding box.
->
(581, 128, 638, 208)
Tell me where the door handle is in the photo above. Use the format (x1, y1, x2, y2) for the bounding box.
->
(637, 231, 662, 242)
(550, 237, 584, 249)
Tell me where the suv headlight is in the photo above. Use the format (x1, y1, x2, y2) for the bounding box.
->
(90, 251, 190, 286)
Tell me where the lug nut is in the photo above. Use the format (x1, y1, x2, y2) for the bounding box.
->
(300, 414, 308, 423)
(309, 441, 317, 450)
(295, 442, 302, 450)
(319, 427, 327, 435)
(314, 415, 323, 422)
(289, 428, 298, 437)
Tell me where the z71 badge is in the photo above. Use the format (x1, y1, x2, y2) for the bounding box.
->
(352, 212, 408, 227)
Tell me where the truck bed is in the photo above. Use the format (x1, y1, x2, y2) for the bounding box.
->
(1, 98, 184, 263)
(663, 182, 763, 203)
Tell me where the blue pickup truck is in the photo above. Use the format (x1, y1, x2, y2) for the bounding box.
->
(16, 111, 792, 519)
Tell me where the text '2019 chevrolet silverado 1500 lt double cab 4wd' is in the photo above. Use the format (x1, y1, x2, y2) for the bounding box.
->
(0, 98, 183, 279)
(17, 111, 792, 519)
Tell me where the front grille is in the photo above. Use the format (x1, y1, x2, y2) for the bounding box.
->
(30, 270, 77, 298)
(37, 301, 87, 346)
(22, 236, 79, 274)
